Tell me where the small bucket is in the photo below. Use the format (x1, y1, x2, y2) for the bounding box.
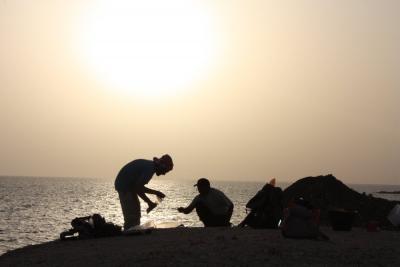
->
(329, 209, 356, 231)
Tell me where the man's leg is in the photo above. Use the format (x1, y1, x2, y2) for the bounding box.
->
(196, 203, 234, 227)
(222, 204, 234, 226)
(195, 203, 215, 227)
(211, 205, 233, 227)
(118, 190, 141, 229)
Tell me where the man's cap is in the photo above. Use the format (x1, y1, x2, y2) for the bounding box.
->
(193, 178, 210, 187)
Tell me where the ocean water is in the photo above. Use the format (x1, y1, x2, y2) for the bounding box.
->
(0, 176, 399, 255)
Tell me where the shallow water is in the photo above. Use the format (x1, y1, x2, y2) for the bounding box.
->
(0, 176, 399, 255)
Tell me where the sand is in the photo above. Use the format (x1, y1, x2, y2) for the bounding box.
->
(1, 227, 399, 267)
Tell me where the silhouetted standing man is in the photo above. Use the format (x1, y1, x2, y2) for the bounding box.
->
(115, 154, 173, 229)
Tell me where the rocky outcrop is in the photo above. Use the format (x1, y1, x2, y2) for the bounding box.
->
(283, 174, 399, 228)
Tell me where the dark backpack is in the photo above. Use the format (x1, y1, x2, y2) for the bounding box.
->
(60, 214, 121, 240)
(245, 185, 283, 228)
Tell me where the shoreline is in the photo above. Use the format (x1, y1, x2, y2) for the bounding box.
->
(1, 227, 399, 266)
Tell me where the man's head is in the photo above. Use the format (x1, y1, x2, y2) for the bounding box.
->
(154, 154, 173, 176)
(194, 178, 210, 195)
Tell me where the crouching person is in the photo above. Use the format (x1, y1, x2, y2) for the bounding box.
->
(178, 178, 234, 227)
(281, 197, 328, 240)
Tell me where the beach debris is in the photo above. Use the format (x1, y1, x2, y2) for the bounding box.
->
(155, 221, 184, 228)
(124, 221, 155, 235)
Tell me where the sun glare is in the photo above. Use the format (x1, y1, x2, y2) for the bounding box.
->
(75, 0, 219, 98)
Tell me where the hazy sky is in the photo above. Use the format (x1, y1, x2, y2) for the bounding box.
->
(1, 0, 399, 184)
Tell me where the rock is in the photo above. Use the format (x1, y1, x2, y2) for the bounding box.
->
(282, 174, 399, 228)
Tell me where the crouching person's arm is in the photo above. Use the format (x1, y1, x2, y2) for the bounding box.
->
(177, 198, 198, 214)
(228, 202, 234, 215)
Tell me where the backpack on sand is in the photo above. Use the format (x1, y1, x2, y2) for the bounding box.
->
(60, 213, 121, 240)
(240, 184, 284, 228)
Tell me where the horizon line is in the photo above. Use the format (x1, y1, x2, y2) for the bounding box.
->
(1, 174, 399, 186)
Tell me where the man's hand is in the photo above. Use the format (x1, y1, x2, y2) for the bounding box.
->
(155, 191, 166, 199)
(147, 202, 157, 213)
(177, 207, 185, 213)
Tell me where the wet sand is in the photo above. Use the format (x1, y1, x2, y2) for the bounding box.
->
(1, 227, 399, 266)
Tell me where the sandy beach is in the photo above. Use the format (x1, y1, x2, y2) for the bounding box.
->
(1, 227, 399, 267)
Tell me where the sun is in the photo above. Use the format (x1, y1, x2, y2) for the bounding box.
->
(75, 0, 219, 98)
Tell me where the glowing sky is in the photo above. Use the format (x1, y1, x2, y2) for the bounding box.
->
(0, 0, 399, 184)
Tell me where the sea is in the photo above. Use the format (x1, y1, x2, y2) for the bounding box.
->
(1, 176, 400, 255)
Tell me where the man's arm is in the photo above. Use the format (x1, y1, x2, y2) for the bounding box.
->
(137, 190, 154, 205)
(142, 186, 165, 198)
(177, 198, 197, 214)
(135, 166, 165, 198)
(136, 187, 160, 213)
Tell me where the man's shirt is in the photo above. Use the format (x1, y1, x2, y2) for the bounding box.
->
(115, 159, 155, 192)
(189, 188, 233, 215)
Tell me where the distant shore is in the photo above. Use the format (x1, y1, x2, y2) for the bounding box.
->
(376, 191, 400, 194)
(1, 227, 399, 266)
